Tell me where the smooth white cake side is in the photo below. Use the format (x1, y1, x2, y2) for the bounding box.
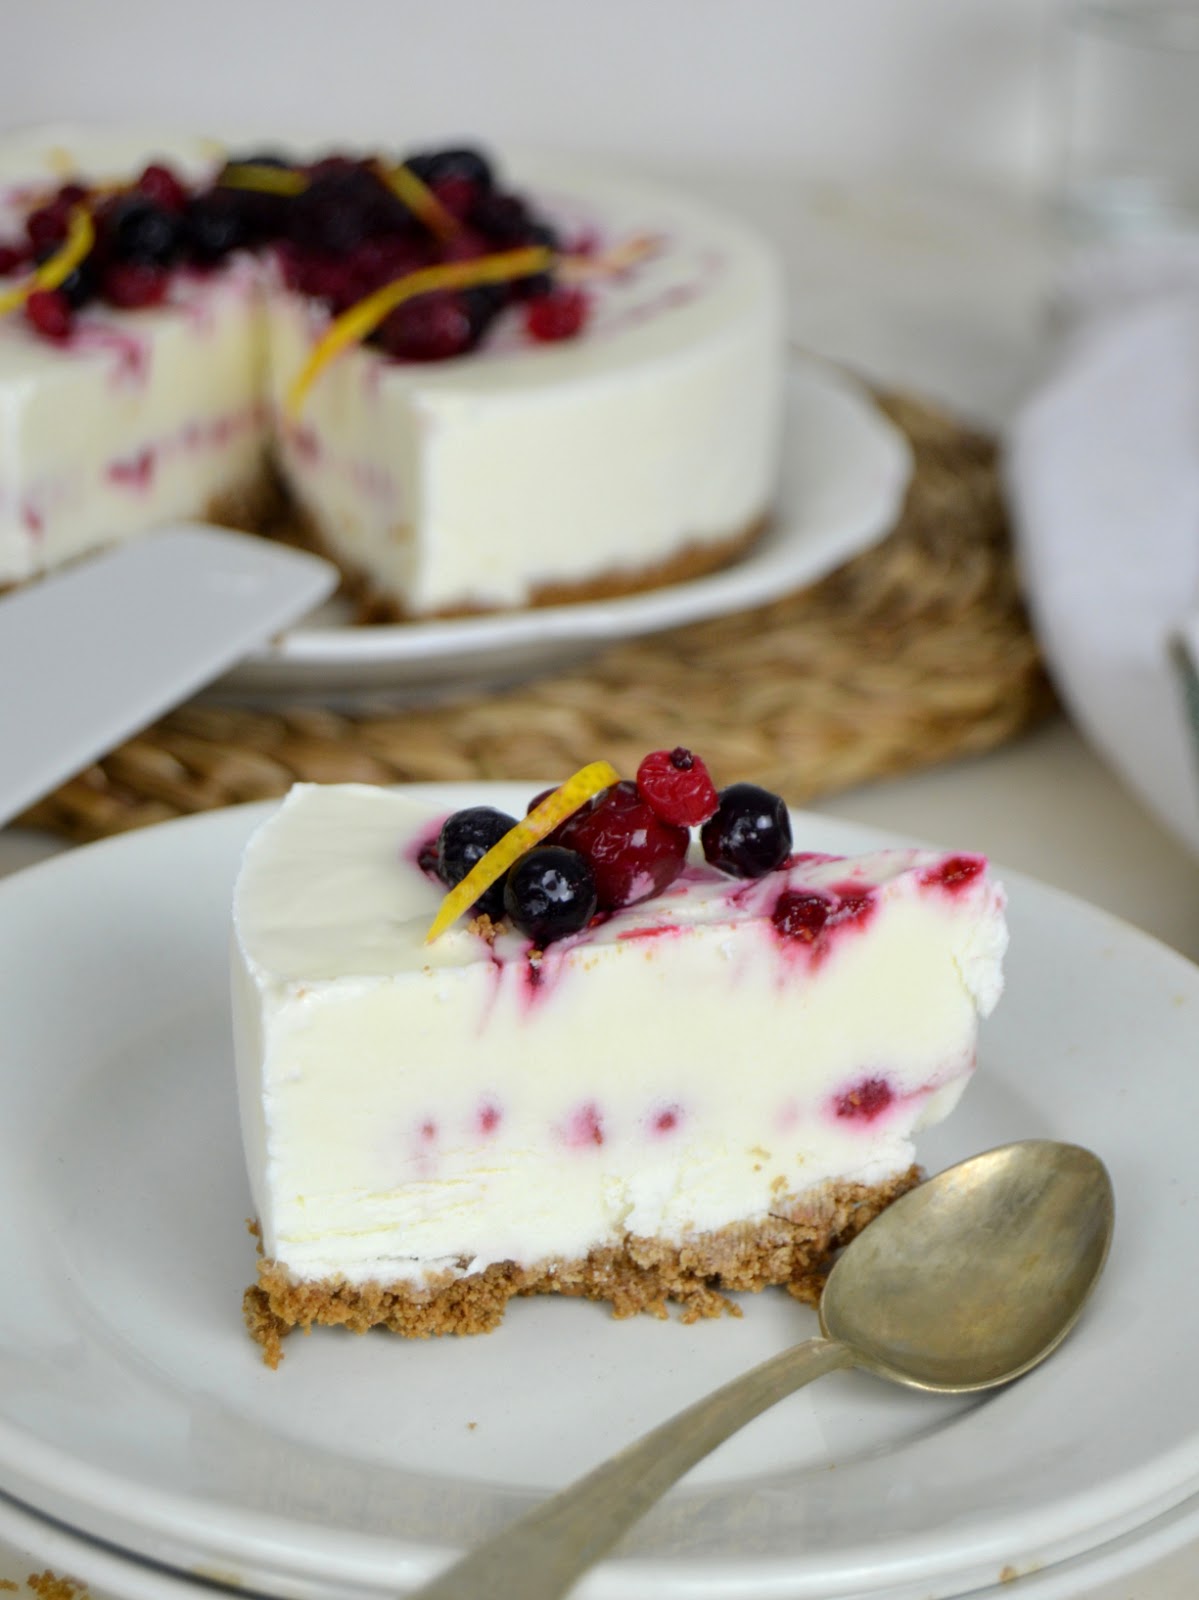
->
(232, 784, 1008, 1288)
(267, 162, 786, 614)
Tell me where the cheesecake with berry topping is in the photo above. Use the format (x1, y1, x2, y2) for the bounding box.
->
(234, 757, 1007, 1365)
(0, 128, 784, 616)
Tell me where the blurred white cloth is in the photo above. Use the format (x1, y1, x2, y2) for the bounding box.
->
(1006, 238, 1199, 859)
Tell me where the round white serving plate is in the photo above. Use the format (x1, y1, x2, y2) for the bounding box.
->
(214, 360, 912, 703)
(5, 1477, 1199, 1600)
(0, 789, 1197, 1600)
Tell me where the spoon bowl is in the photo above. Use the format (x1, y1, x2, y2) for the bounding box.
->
(822, 1139, 1114, 1391)
(413, 1139, 1115, 1599)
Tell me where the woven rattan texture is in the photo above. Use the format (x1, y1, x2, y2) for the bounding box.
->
(22, 392, 1054, 843)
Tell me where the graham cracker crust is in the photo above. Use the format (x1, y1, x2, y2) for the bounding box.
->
(244, 1166, 920, 1367)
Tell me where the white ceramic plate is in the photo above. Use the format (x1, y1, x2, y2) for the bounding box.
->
(6, 1480, 1199, 1600)
(214, 360, 912, 703)
(0, 789, 1197, 1600)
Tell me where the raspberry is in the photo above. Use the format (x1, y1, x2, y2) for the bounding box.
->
(24, 289, 73, 342)
(555, 781, 688, 910)
(636, 747, 718, 827)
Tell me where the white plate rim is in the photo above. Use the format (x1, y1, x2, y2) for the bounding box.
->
(0, 789, 1197, 1600)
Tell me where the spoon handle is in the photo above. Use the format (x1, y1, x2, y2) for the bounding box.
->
(411, 1334, 853, 1600)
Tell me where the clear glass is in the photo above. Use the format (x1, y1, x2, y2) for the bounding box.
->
(1059, 1, 1199, 237)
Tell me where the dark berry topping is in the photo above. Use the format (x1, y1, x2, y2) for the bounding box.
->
(525, 286, 588, 342)
(469, 189, 533, 247)
(24, 288, 73, 342)
(107, 198, 185, 268)
(25, 199, 73, 253)
(288, 164, 395, 255)
(436, 806, 518, 920)
(137, 163, 189, 213)
(701, 783, 792, 878)
(35, 247, 97, 310)
(555, 780, 688, 910)
(183, 190, 250, 264)
(0, 242, 28, 276)
(406, 148, 495, 191)
(636, 747, 719, 827)
(503, 846, 597, 945)
(102, 261, 168, 310)
(375, 291, 478, 361)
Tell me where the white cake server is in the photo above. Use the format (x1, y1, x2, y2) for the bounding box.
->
(0, 525, 337, 828)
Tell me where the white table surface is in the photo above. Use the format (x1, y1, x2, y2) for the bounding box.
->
(1, 171, 1196, 1600)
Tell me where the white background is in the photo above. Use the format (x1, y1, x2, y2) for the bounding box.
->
(2, 0, 1061, 185)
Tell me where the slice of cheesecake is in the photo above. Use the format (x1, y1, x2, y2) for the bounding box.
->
(232, 780, 1007, 1365)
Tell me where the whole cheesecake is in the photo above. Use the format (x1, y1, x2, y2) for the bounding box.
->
(232, 763, 1007, 1365)
(0, 128, 785, 617)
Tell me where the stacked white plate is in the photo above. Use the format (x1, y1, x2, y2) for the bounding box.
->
(0, 793, 1198, 1600)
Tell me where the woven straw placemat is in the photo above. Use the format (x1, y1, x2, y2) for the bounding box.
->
(21, 391, 1054, 844)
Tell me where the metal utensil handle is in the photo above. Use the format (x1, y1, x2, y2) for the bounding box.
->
(411, 1335, 853, 1600)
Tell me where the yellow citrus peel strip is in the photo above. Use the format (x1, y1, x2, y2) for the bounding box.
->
(0, 205, 96, 318)
(219, 163, 309, 196)
(425, 760, 620, 944)
(380, 163, 459, 243)
(285, 243, 554, 417)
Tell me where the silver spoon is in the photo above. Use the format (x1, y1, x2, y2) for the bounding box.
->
(411, 1139, 1113, 1600)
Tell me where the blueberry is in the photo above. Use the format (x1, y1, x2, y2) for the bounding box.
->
(405, 147, 494, 190)
(184, 190, 250, 263)
(223, 150, 293, 170)
(436, 806, 517, 920)
(107, 198, 184, 268)
(288, 166, 392, 255)
(504, 847, 597, 945)
(700, 783, 792, 878)
(462, 283, 508, 341)
(34, 247, 96, 309)
(468, 190, 533, 247)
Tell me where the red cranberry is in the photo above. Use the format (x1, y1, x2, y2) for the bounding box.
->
(26, 200, 73, 253)
(103, 261, 168, 309)
(439, 227, 490, 264)
(376, 292, 476, 361)
(292, 252, 359, 309)
(24, 288, 73, 341)
(525, 286, 588, 342)
(137, 163, 189, 213)
(431, 175, 483, 220)
(636, 747, 719, 827)
(555, 780, 688, 911)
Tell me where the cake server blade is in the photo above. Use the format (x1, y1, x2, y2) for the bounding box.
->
(0, 524, 337, 828)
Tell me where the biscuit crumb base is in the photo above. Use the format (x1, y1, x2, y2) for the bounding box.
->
(244, 1167, 920, 1367)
